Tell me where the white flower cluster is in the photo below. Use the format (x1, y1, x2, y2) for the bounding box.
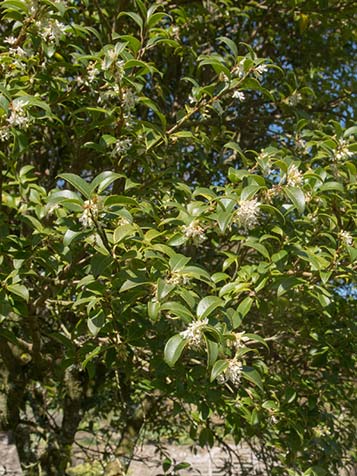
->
(37, 18, 67, 44)
(217, 359, 243, 386)
(9, 45, 27, 58)
(117, 216, 131, 226)
(254, 64, 268, 80)
(286, 164, 303, 187)
(167, 272, 190, 286)
(86, 61, 100, 83)
(335, 139, 354, 161)
(313, 424, 331, 438)
(339, 230, 353, 246)
(235, 198, 260, 230)
(287, 91, 302, 106)
(112, 138, 132, 157)
(101, 47, 124, 75)
(232, 59, 245, 78)
(232, 90, 245, 102)
(5, 36, 17, 46)
(26, 0, 38, 15)
(180, 318, 208, 347)
(47, 203, 60, 215)
(230, 331, 249, 350)
(182, 221, 205, 241)
(0, 129, 10, 141)
(122, 89, 137, 111)
(79, 197, 102, 228)
(7, 99, 30, 129)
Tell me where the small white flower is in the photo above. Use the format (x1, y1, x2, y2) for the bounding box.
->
(9, 46, 27, 58)
(270, 415, 278, 425)
(313, 424, 331, 438)
(232, 90, 245, 101)
(111, 138, 132, 156)
(27, 0, 38, 15)
(101, 48, 123, 71)
(171, 25, 180, 39)
(229, 331, 249, 349)
(235, 198, 260, 230)
(47, 203, 60, 215)
(75, 75, 84, 86)
(217, 359, 243, 386)
(87, 62, 99, 82)
(37, 19, 66, 44)
(0, 128, 11, 141)
(220, 73, 229, 83)
(7, 99, 31, 129)
(335, 139, 354, 161)
(295, 138, 306, 151)
(182, 221, 205, 241)
(287, 92, 302, 106)
(122, 89, 137, 110)
(233, 59, 246, 78)
(180, 318, 208, 347)
(5, 36, 17, 45)
(167, 272, 190, 286)
(79, 197, 102, 228)
(117, 216, 131, 226)
(79, 208, 93, 228)
(254, 64, 268, 80)
(339, 230, 353, 246)
(286, 164, 303, 187)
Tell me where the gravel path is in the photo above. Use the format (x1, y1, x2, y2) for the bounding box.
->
(128, 443, 269, 475)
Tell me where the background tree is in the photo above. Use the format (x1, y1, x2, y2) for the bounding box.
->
(0, 1, 356, 475)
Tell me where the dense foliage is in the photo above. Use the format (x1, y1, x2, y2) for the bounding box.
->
(0, 1, 356, 475)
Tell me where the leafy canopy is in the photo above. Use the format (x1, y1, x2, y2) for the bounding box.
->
(0, 1, 356, 475)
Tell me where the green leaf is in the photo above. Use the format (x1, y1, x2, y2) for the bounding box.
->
(164, 334, 187, 367)
(343, 126, 357, 138)
(148, 301, 160, 320)
(205, 337, 219, 368)
(161, 302, 193, 321)
(218, 36, 238, 56)
(63, 229, 85, 247)
(113, 224, 136, 243)
(90, 171, 123, 194)
(203, 325, 221, 343)
(227, 308, 241, 329)
(104, 195, 137, 206)
(198, 427, 214, 448)
(169, 253, 191, 272)
(82, 346, 102, 369)
(120, 278, 150, 293)
(48, 190, 84, 205)
(242, 366, 263, 391)
(183, 266, 212, 283)
(319, 181, 344, 193)
(118, 11, 143, 30)
(87, 309, 105, 336)
(210, 359, 228, 382)
(237, 296, 253, 319)
(7, 284, 29, 302)
(276, 276, 305, 297)
(243, 239, 270, 259)
(245, 333, 269, 350)
(196, 296, 224, 319)
(240, 184, 263, 201)
(285, 186, 305, 214)
(156, 278, 175, 300)
(59, 173, 92, 199)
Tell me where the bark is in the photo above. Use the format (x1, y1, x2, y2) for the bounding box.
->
(39, 365, 87, 475)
